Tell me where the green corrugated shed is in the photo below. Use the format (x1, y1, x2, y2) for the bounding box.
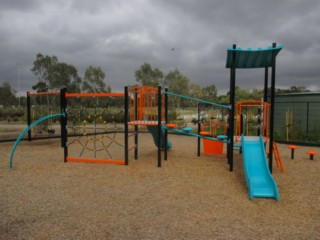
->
(274, 92, 320, 143)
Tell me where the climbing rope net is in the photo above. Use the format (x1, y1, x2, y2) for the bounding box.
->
(66, 93, 125, 162)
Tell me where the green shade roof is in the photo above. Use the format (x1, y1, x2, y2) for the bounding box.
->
(226, 45, 283, 69)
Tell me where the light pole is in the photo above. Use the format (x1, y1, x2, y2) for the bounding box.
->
(16, 63, 21, 108)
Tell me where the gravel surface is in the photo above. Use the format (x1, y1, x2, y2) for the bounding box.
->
(1, 134, 319, 239)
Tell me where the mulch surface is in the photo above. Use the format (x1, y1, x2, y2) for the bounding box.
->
(1, 134, 319, 239)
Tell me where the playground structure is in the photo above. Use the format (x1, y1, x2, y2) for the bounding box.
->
(62, 90, 125, 165)
(225, 43, 283, 199)
(10, 43, 286, 200)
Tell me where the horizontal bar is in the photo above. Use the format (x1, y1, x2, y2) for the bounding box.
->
(237, 104, 266, 107)
(165, 91, 231, 109)
(163, 126, 229, 143)
(66, 156, 125, 165)
(28, 91, 60, 96)
(66, 92, 124, 98)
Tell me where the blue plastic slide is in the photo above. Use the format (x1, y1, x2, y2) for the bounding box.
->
(146, 126, 172, 149)
(241, 135, 279, 200)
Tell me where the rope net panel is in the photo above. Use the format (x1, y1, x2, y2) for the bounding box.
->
(66, 92, 125, 164)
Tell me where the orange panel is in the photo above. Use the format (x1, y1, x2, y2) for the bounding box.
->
(66, 92, 124, 97)
(202, 139, 224, 155)
(66, 157, 125, 165)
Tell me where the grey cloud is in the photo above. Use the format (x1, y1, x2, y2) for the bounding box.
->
(0, 0, 319, 95)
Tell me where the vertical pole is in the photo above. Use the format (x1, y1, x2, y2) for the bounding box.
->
(306, 102, 309, 133)
(268, 43, 277, 173)
(134, 89, 138, 160)
(264, 67, 269, 102)
(228, 44, 236, 172)
(239, 112, 243, 154)
(27, 92, 32, 141)
(157, 85, 162, 167)
(240, 113, 244, 136)
(197, 103, 201, 157)
(124, 86, 129, 165)
(164, 87, 168, 160)
(263, 67, 269, 138)
(257, 107, 261, 136)
(60, 88, 68, 162)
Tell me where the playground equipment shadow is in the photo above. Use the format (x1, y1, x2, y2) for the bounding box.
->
(0, 134, 319, 239)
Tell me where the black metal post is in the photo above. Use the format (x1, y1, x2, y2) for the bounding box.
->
(268, 43, 277, 173)
(164, 87, 168, 160)
(27, 92, 32, 141)
(228, 44, 236, 172)
(227, 110, 230, 160)
(306, 102, 309, 133)
(197, 103, 201, 157)
(264, 67, 269, 102)
(157, 85, 162, 167)
(291, 149, 295, 159)
(134, 89, 138, 160)
(257, 107, 261, 136)
(60, 88, 68, 162)
(124, 86, 129, 165)
(240, 113, 244, 136)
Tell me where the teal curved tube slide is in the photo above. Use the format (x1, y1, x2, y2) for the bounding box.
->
(9, 113, 65, 169)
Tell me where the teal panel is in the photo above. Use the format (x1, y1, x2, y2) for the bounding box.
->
(226, 45, 283, 69)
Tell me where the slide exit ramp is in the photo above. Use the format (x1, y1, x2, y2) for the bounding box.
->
(146, 126, 172, 149)
(241, 135, 279, 200)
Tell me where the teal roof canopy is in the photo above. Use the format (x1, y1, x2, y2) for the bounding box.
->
(226, 45, 283, 69)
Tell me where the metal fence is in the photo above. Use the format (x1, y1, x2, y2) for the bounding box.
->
(274, 101, 320, 145)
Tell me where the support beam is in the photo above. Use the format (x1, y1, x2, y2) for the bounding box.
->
(60, 88, 68, 162)
(197, 103, 201, 157)
(268, 43, 277, 173)
(164, 87, 168, 160)
(27, 92, 32, 141)
(228, 44, 237, 172)
(157, 85, 162, 167)
(264, 67, 269, 102)
(124, 86, 129, 165)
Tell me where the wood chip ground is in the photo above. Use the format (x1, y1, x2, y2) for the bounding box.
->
(1, 134, 319, 239)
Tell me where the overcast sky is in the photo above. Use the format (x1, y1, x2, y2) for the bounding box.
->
(1, 0, 319, 95)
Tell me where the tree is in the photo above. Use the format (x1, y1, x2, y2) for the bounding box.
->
(135, 63, 164, 87)
(188, 83, 203, 107)
(218, 87, 263, 104)
(250, 89, 263, 100)
(32, 81, 48, 92)
(202, 84, 217, 102)
(276, 85, 309, 94)
(82, 66, 109, 93)
(165, 69, 189, 108)
(31, 53, 82, 92)
(0, 82, 17, 107)
(165, 69, 189, 95)
(31, 53, 58, 89)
